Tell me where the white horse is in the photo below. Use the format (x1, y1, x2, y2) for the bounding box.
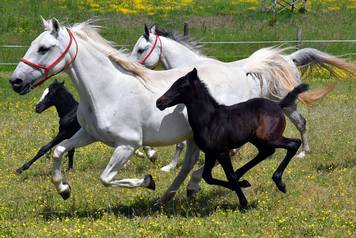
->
(131, 24, 355, 174)
(9, 19, 347, 204)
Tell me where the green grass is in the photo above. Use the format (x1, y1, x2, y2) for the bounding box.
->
(0, 1, 356, 237)
(0, 73, 355, 237)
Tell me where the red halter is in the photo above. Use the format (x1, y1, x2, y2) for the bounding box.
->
(19, 29, 78, 89)
(139, 33, 163, 65)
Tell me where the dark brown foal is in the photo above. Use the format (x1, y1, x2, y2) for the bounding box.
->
(157, 68, 307, 209)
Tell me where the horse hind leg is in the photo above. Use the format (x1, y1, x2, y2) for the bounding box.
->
(100, 145, 155, 190)
(268, 137, 301, 193)
(284, 105, 309, 158)
(160, 141, 185, 172)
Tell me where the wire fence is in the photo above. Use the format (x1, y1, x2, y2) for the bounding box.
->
(1, 39, 356, 65)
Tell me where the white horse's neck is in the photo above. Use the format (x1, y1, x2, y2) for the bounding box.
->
(159, 37, 209, 69)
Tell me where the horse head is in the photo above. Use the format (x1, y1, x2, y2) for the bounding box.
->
(10, 17, 77, 95)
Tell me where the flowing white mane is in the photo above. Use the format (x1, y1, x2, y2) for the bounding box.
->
(69, 21, 151, 81)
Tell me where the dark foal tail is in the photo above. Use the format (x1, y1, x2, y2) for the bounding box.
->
(279, 84, 309, 108)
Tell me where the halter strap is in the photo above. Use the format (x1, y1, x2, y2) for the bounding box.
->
(20, 29, 78, 89)
(139, 33, 163, 65)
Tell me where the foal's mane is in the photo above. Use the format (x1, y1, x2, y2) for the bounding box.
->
(154, 26, 204, 56)
(69, 20, 151, 82)
(194, 76, 220, 107)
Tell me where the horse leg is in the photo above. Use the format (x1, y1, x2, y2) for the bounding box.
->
(143, 146, 157, 163)
(16, 132, 66, 175)
(268, 137, 301, 193)
(202, 153, 239, 190)
(187, 153, 249, 198)
(52, 129, 95, 200)
(66, 148, 75, 171)
(217, 154, 248, 209)
(161, 141, 186, 172)
(158, 139, 200, 205)
(283, 104, 309, 158)
(234, 146, 275, 180)
(99, 144, 155, 190)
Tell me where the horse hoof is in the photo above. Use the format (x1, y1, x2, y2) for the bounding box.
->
(16, 168, 24, 175)
(187, 189, 198, 198)
(144, 174, 155, 190)
(238, 180, 251, 188)
(274, 180, 287, 193)
(277, 182, 287, 193)
(147, 150, 157, 163)
(59, 182, 71, 200)
(239, 202, 248, 211)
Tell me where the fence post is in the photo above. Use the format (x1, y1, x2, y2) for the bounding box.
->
(184, 22, 189, 37)
(296, 27, 302, 50)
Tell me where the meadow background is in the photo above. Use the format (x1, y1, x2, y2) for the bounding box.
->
(0, 0, 355, 237)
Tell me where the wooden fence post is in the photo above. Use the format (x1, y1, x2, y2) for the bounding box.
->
(184, 22, 189, 37)
(296, 27, 302, 50)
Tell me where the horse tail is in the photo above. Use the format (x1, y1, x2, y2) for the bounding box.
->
(243, 47, 302, 99)
(297, 83, 336, 105)
(279, 84, 309, 109)
(288, 48, 356, 78)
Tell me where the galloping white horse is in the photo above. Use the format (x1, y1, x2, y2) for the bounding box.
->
(131, 24, 355, 175)
(9, 19, 348, 203)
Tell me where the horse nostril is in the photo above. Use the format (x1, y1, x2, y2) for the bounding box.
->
(11, 78, 24, 86)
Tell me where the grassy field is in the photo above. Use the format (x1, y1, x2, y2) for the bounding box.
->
(0, 1, 356, 237)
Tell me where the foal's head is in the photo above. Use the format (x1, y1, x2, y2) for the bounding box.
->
(156, 68, 199, 110)
(35, 80, 66, 113)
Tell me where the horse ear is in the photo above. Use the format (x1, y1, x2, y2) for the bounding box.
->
(51, 19, 60, 35)
(41, 16, 51, 31)
(150, 24, 156, 34)
(60, 80, 65, 85)
(144, 24, 150, 40)
(190, 68, 198, 79)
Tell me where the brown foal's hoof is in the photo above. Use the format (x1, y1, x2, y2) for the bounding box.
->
(238, 180, 251, 188)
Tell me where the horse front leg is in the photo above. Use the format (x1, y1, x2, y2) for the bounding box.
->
(99, 144, 155, 190)
(52, 129, 95, 200)
(283, 104, 309, 158)
(158, 139, 200, 205)
(160, 141, 186, 172)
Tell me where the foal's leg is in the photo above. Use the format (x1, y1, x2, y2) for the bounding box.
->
(99, 145, 155, 189)
(268, 137, 301, 193)
(16, 132, 66, 174)
(283, 105, 309, 158)
(187, 152, 249, 198)
(66, 148, 75, 171)
(159, 139, 200, 205)
(161, 141, 186, 172)
(234, 147, 276, 180)
(217, 154, 248, 209)
(201, 154, 249, 200)
(52, 129, 95, 200)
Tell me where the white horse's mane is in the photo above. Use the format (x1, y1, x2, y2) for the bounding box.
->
(69, 20, 151, 81)
(68, 20, 303, 99)
(154, 26, 205, 56)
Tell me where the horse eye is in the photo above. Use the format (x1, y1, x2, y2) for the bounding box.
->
(137, 49, 145, 54)
(38, 46, 50, 54)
